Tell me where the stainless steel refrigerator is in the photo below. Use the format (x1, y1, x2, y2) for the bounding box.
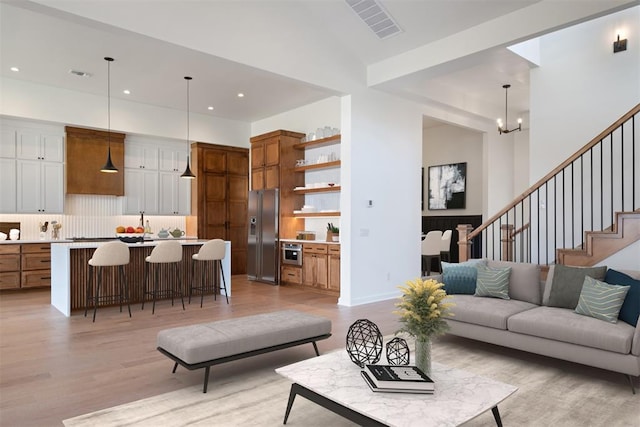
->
(247, 189, 279, 284)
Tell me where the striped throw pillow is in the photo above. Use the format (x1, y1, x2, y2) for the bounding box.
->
(575, 276, 630, 323)
(475, 265, 511, 300)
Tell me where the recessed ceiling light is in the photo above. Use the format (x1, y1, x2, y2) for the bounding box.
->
(123, 89, 131, 95)
(10, 67, 19, 72)
(69, 69, 91, 77)
(207, 106, 214, 110)
(237, 93, 245, 98)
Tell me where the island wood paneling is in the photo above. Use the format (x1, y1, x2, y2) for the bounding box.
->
(65, 126, 125, 196)
(69, 244, 216, 311)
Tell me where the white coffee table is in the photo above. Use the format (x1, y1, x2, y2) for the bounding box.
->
(276, 350, 517, 427)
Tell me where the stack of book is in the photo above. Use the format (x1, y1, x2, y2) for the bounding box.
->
(361, 364, 434, 394)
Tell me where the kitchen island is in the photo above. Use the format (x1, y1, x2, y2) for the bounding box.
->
(50, 240, 231, 317)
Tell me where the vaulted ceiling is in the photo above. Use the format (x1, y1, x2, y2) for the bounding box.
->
(1, 0, 635, 126)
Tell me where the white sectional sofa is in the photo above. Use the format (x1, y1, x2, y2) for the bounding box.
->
(435, 260, 640, 392)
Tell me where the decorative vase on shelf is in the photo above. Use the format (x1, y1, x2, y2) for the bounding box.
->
(414, 336, 432, 376)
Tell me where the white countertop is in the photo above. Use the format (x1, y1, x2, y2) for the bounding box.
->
(51, 238, 206, 249)
(280, 238, 340, 245)
(0, 239, 73, 244)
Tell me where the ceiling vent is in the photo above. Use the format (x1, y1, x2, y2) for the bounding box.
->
(69, 69, 91, 77)
(346, 0, 402, 40)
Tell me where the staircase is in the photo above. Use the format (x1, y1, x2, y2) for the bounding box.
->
(556, 210, 640, 266)
(458, 104, 640, 267)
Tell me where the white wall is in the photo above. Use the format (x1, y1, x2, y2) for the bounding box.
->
(251, 97, 341, 137)
(1, 77, 250, 147)
(529, 6, 640, 183)
(342, 89, 423, 306)
(595, 240, 640, 270)
(422, 124, 483, 216)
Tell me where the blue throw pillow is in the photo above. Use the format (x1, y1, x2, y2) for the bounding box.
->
(604, 269, 640, 326)
(441, 259, 487, 295)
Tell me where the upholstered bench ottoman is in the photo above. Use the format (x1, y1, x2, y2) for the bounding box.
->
(157, 310, 332, 392)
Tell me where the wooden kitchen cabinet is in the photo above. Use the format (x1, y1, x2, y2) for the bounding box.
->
(281, 265, 302, 285)
(21, 243, 51, 288)
(187, 143, 249, 274)
(302, 243, 328, 288)
(249, 130, 305, 239)
(327, 245, 340, 292)
(0, 243, 51, 289)
(0, 245, 21, 289)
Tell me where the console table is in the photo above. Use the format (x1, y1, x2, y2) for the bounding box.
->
(50, 240, 231, 317)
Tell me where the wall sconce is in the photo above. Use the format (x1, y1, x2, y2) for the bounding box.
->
(613, 34, 627, 53)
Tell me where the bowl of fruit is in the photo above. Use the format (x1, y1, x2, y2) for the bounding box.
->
(116, 225, 145, 243)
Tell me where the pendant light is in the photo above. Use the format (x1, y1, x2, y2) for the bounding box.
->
(496, 84, 522, 135)
(100, 57, 118, 173)
(180, 76, 196, 179)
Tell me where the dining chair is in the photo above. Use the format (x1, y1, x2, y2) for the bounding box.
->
(440, 229, 453, 263)
(421, 230, 443, 276)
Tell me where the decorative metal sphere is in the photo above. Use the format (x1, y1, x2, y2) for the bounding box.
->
(345, 319, 383, 367)
(385, 337, 410, 366)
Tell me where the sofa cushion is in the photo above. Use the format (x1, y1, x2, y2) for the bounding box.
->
(445, 294, 537, 330)
(508, 306, 634, 354)
(604, 269, 640, 327)
(475, 265, 511, 299)
(441, 259, 487, 295)
(575, 276, 630, 323)
(487, 261, 541, 304)
(543, 264, 607, 309)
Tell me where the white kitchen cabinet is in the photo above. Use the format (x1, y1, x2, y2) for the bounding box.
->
(16, 129, 64, 162)
(0, 159, 17, 213)
(16, 160, 64, 213)
(124, 168, 159, 215)
(158, 148, 187, 172)
(159, 171, 191, 215)
(1, 128, 17, 158)
(124, 144, 159, 170)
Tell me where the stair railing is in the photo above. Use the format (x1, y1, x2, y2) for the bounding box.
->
(458, 103, 639, 265)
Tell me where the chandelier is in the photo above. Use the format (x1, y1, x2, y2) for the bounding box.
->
(496, 84, 522, 135)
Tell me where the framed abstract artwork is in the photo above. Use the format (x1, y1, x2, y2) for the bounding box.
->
(428, 162, 466, 210)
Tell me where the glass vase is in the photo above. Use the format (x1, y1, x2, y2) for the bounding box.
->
(414, 336, 432, 376)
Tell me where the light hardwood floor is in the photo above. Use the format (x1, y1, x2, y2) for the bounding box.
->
(0, 277, 401, 426)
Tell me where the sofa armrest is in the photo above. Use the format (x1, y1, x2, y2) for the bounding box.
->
(633, 322, 640, 356)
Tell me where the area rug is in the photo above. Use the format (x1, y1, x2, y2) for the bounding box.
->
(63, 336, 639, 427)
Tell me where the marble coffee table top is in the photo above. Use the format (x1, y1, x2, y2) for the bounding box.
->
(276, 350, 517, 427)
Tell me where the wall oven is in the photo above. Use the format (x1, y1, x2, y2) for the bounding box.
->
(281, 243, 303, 266)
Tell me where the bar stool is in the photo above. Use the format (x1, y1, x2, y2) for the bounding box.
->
(189, 239, 228, 307)
(142, 241, 185, 314)
(84, 241, 131, 322)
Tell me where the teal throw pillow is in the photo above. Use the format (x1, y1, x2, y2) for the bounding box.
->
(546, 265, 607, 309)
(575, 276, 630, 323)
(441, 259, 487, 295)
(475, 265, 511, 300)
(604, 269, 640, 326)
